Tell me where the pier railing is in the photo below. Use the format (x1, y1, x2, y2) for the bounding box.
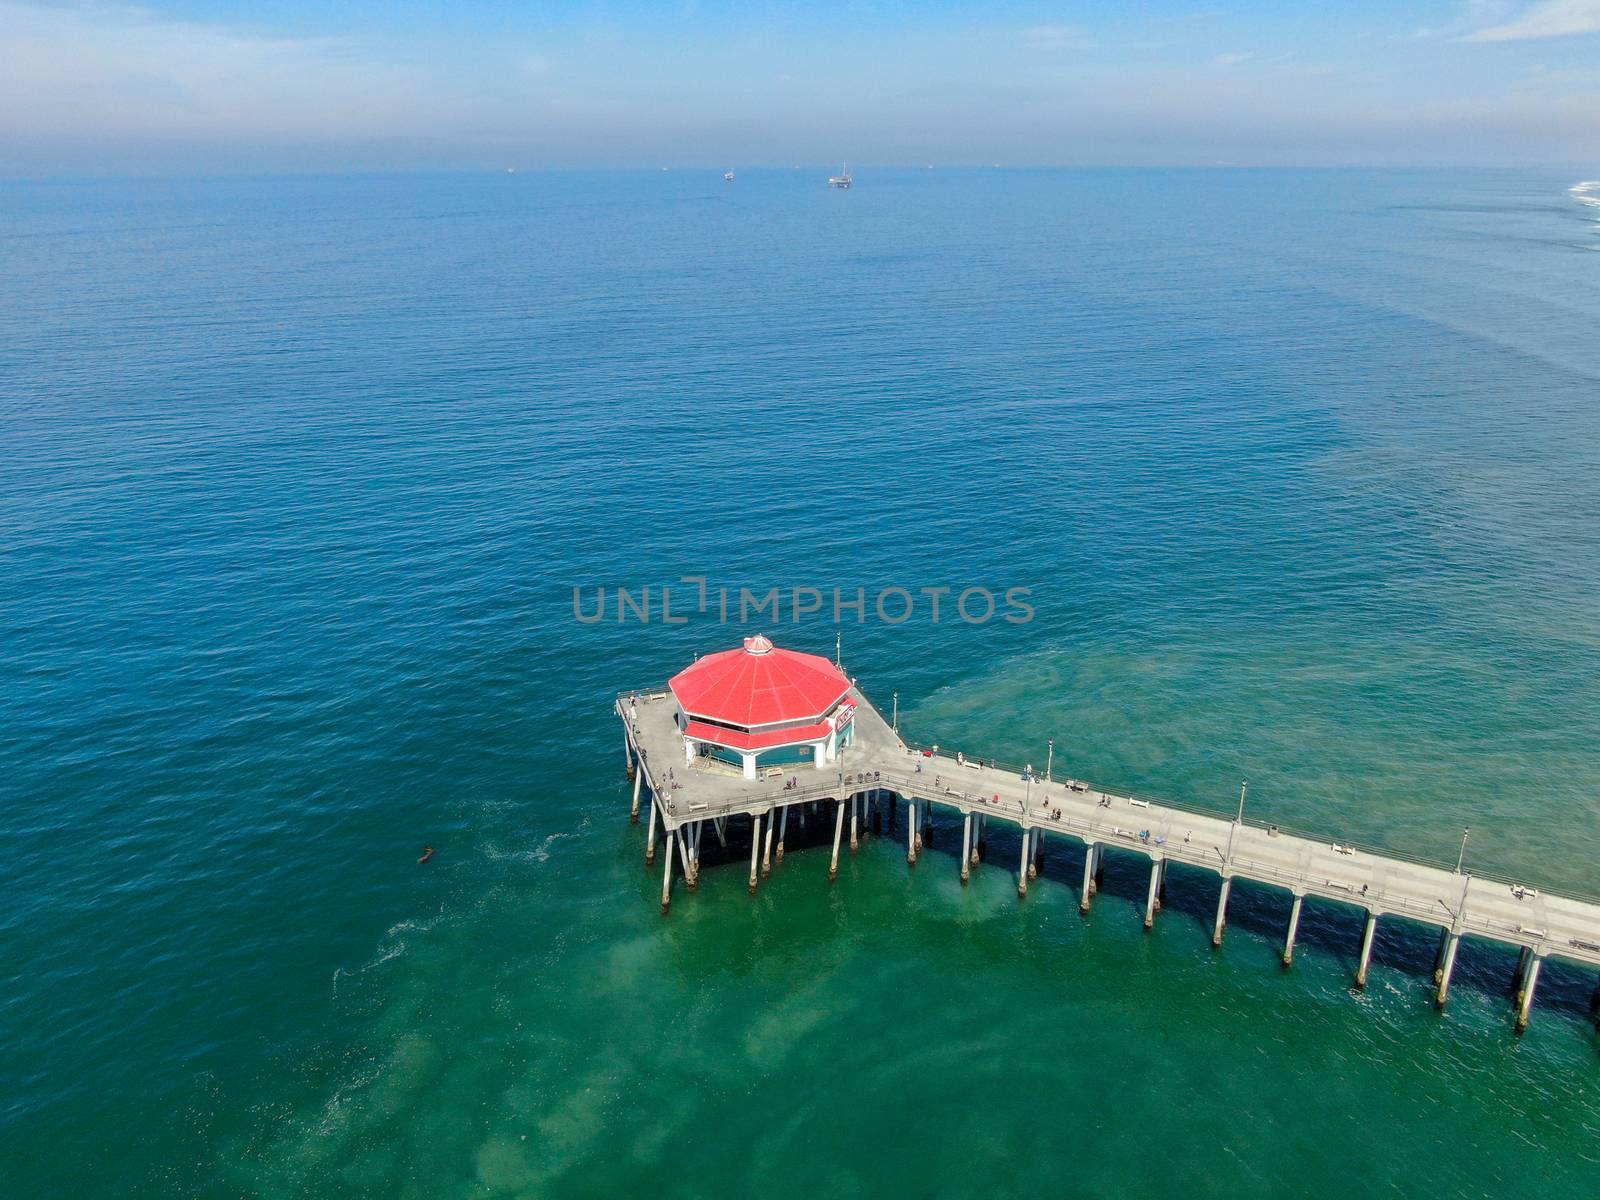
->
(619, 685, 1600, 909)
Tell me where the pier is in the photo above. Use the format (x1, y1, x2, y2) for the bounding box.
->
(617, 652, 1600, 1036)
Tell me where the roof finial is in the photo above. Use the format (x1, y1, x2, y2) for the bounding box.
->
(743, 634, 774, 655)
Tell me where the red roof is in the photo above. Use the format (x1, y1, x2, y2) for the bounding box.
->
(670, 636, 851, 728)
(683, 718, 834, 752)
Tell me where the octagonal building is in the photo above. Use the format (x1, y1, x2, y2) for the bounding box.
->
(668, 635, 856, 779)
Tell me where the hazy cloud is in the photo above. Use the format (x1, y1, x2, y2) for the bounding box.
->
(1020, 24, 1096, 50)
(1466, 0, 1600, 40)
(0, 2, 453, 138)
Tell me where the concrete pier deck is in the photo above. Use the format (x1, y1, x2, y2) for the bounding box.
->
(618, 679, 1600, 1030)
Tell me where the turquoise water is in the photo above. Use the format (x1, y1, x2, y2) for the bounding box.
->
(3, 169, 1598, 1197)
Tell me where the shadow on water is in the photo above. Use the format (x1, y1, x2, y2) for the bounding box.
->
(643, 792, 1600, 1029)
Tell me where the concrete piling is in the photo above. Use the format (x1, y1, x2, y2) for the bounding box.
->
(749, 813, 762, 895)
(830, 799, 846, 882)
(1080, 842, 1097, 913)
(661, 830, 675, 914)
(681, 824, 697, 892)
(1355, 911, 1377, 988)
(1435, 932, 1461, 1007)
(961, 813, 973, 885)
(1143, 857, 1162, 930)
(1283, 894, 1304, 967)
(1212, 877, 1233, 948)
(1515, 955, 1542, 1032)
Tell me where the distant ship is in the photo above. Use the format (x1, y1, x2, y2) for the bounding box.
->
(828, 163, 852, 189)
(724, 170, 736, 182)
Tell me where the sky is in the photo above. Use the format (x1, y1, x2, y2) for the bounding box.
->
(1, 1, 1598, 174)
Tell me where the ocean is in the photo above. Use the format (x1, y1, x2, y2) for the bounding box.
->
(2, 167, 1598, 1197)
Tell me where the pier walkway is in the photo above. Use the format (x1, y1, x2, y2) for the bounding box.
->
(617, 680, 1600, 1034)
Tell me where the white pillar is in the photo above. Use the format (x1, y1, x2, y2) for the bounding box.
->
(830, 799, 846, 881)
(679, 823, 697, 891)
(1516, 955, 1543, 1031)
(1355, 911, 1377, 988)
(1080, 842, 1097, 913)
(630, 770, 642, 823)
(660, 830, 675, 913)
(961, 813, 973, 885)
(776, 804, 789, 863)
(1017, 827, 1030, 898)
(645, 799, 658, 865)
(742, 753, 757, 781)
(1283, 894, 1303, 966)
(1212, 876, 1233, 947)
(907, 799, 919, 866)
(748, 813, 763, 893)
(1143, 857, 1162, 929)
(762, 810, 775, 876)
(1435, 932, 1461, 1007)
(813, 741, 826, 768)
(684, 738, 695, 766)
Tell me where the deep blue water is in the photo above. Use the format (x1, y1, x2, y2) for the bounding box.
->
(2, 168, 1599, 1198)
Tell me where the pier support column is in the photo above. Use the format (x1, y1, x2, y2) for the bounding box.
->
(645, 799, 658, 866)
(630, 770, 642, 823)
(830, 799, 846, 882)
(961, 814, 973, 885)
(680, 824, 697, 891)
(762, 811, 775, 877)
(1080, 842, 1097, 913)
(1017, 828, 1030, 899)
(1355, 911, 1377, 988)
(1154, 858, 1168, 912)
(1212, 877, 1233, 948)
(714, 817, 728, 848)
(976, 815, 988, 862)
(749, 814, 762, 895)
(1093, 845, 1105, 893)
(850, 797, 860, 854)
(776, 804, 789, 864)
(908, 801, 919, 867)
(1515, 955, 1543, 1032)
(1432, 928, 1451, 982)
(1511, 946, 1533, 996)
(1283, 894, 1304, 967)
(660, 831, 675, 914)
(1143, 858, 1162, 930)
(1028, 829, 1039, 880)
(971, 815, 982, 867)
(1435, 932, 1461, 1007)
(915, 801, 925, 852)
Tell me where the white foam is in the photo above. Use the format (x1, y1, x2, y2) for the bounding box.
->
(1569, 180, 1600, 211)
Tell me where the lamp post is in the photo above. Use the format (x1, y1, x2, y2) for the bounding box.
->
(1455, 827, 1470, 874)
(1226, 779, 1247, 866)
(892, 691, 899, 733)
(1046, 738, 1054, 784)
